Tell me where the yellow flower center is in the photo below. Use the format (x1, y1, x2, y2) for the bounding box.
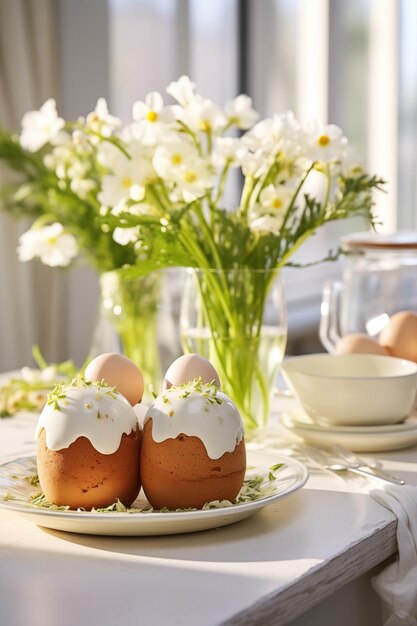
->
(122, 176, 132, 188)
(199, 120, 212, 132)
(273, 198, 283, 209)
(146, 110, 158, 123)
(47, 236, 58, 246)
(184, 171, 197, 184)
(318, 135, 330, 147)
(171, 153, 183, 165)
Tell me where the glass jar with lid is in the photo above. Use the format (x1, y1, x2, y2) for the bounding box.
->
(320, 231, 417, 352)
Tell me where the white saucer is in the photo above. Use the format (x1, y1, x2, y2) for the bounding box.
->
(281, 412, 417, 452)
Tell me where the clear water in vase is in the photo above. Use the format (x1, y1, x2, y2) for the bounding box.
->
(182, 325, 287, 431)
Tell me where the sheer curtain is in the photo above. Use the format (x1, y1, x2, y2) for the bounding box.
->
(0, 0, 67, 371)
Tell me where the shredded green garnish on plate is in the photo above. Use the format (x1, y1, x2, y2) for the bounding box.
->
(91, 499, 138, 514)
(29, 492, 70, 510)
(3, 464, 286, 513)
(24, 474, 40, 487)
(268, 463, 285, 481)
(270, 463, 285, 472)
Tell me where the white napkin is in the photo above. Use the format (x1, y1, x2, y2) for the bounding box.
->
(370, 484, 417, 625)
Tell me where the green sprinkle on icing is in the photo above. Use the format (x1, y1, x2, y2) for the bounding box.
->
(166, 377, 223, 405)
(46, 376, 118, 412)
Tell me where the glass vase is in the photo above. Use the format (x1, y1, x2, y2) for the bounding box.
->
(90, 270, 179, 402)
(180, 268, 287, 433)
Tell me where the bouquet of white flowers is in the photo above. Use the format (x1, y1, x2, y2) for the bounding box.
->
(0, 76, 383, 429)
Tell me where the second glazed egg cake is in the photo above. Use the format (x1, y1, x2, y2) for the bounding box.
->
(141, 380, 246, 510)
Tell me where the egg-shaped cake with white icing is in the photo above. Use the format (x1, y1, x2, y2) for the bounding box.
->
(141, 379, 246, 510)
(36, 379, 141, 510)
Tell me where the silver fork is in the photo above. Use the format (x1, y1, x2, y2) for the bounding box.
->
(330, 444, 405, 485)
(303, 445, 406, 485)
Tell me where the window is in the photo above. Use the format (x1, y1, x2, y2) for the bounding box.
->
(57, 0, 416, 359)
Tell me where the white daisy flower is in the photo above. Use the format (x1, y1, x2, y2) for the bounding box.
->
(259, 184, 294, 214)
(185, 98, 227, 135)
(109, 200, 160, 223)
(153, 140, 198, 179)
(86, 98, 121, 138)
(244, 111, 303, 158)
(171, 160, 213, 203)
(108, 199, 129, 216)
(99, 173, 145, 207)
(241, 150, 272, 178)
(166, 75, 197, 107)
(248, 185, 294, 236)
(70, 177, 96, 197)
(20, 99, 65, 152)
(17, 223, 78, 267)
(340, 148, 365, 178)
(132, 203, 160, 217)
(212, 137, 248, 168)
(113, 227, 141, 246)
(67, 159, 89, 182)
(304, 121, 348, 164)
(248, 213, 285, 236)
(132, 92, 175, 145)
(98, 153, 148, 207)
(72, 129, 94, 153)
(96, 141, 123, 169)
(43, 144, 71, 174)
(224, 95, 259, 130)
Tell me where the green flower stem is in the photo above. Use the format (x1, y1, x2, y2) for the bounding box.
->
(221, 120, 233, 134)
(192, 205, 231, 293)
(213, 164, 230, 206)
(178, 227, 237, 330)
(255, 358, 272, 426)
(205, 128, 213, 155)
(87, 130, 132, 160)
(100, 272, 162, 397)
(147, 184, 169, 213)
(177, 121, 203, 156)
(248, 159, 279, 211)
(190, 277, 239, 395)
(322, 164, 331, 211)
(32, 213, 58, 229)
(276, 229, 315, 270)
(154, 181, 172, 209)
(116, 307, 160, 396)
(182, 269, 283, 433)
(239, 176, 256, 218)
(280, 163, 316, 233)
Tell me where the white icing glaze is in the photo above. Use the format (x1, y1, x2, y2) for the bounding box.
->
(144, 386, 244, 460)
(36, 385, 138, 454)
(133, 403, 149, 429)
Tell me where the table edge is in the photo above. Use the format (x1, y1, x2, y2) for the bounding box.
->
(220, 518, 397, 626)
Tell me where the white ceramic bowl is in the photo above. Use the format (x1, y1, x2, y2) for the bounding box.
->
(281, 353, 417, 426)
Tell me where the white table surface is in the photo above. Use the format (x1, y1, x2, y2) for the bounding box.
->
(0, 396, 416, 626)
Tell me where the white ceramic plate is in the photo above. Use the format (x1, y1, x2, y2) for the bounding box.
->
(281, 413, 417, 452)
(0, 451, 308, 536)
